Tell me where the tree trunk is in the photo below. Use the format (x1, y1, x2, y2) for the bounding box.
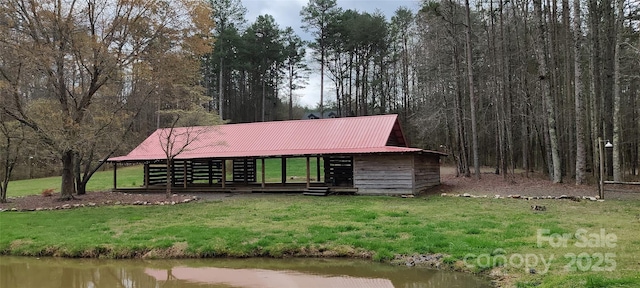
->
(602, 0, 615, 178)
(74, 151, 89, 195)
(261, 78, 266, 122)
(0, 181, 7, 203)
(289, 66, 294, 120)
(350, 54, 360, 116)
(533, 0, 562, 183)
(523, 100, 530, 177)
(574, 0, 587, 184)
(165, 159, 173, 198)
(588, 0, 602, 179)
(60, 150, 76, 200)
(1, 134, 16, 203)
(453, 50, 470, 177)
(77, 181, 88, 196)
(320, 45, 325, 118)
(402, 34, 410, 121)
(563, 0, 575, 179)
(1, 146, 13, 203)
(612, 0, 624, 181)
(632, 80, 639, 176)
(464, 0, 481, 179)
(219, 57, 224, 120)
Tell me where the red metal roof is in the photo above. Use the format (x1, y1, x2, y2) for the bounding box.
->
(108, 114, 442, 162)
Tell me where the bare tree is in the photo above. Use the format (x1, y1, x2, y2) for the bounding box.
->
(0, 116, 25, 203)
(158, 106, 222, 197)
(0, 0, 214, 199)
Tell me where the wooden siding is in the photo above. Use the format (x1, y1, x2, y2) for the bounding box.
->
(414, 154, 441, 192)
(232, 159, 256, 183)
(353, 154, 414, 195)
(324, 156, 354, 186)
(146, 163, 168, 186)
(191, 160, 223, 184)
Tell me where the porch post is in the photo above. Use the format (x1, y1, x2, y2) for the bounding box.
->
(281, 157, 287, 184)
(261, 158, 266, 188)
(113, 162, 117, 190)
(244, 158, 248, 185)
(170, 160, 175, 187)
(144, 163, 149, 189)
(183, 161, 187, 188)
(221, 159, 226, 189)
(306, 156, 310, 189)
(208, 160, 213, 186)
(316, 156, 321, 183)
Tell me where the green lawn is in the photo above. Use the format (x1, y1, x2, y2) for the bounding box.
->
(3, 160, 640, 287)
(0, 196, 638, 287)
(256, 157, 324, 183)
(6, 158, 321, 197)
(6, 165, 143, 197)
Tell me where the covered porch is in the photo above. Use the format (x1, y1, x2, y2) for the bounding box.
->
(111, 155, 357, 195)
(107, 115, 445, 195)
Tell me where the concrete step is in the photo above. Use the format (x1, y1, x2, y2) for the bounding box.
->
(303, 191, 329, 196)
(304, 187, 330, 196)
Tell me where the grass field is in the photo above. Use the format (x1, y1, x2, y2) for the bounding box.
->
(6, 158, 321, 197)
(3, 160, 640, 287)
(6, 165, 143, 197)
(0, 196, 639, 287)
(256, 157, 324, 183)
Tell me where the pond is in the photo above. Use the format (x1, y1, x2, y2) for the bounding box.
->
(0, 256, 491, 288)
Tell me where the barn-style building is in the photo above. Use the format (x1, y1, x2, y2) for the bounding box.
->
(107, 114, 446, 195)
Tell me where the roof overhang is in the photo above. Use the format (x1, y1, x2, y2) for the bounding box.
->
(106, 146, 445, 163)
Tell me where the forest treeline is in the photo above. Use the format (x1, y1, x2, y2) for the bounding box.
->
(1, 0, 639, 200)
(206, 0, 638, 185)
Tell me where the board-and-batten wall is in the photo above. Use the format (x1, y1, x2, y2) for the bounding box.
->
(413, 154, 441, 191)
(353, 153, 441, 195)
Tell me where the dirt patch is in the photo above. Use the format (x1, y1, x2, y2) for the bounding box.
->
(391, 253, 447, 269)
(143, 242, 190, 259)
(431, 167, 596, 198)
(9, 239, 33, 250)
(432, 167, 640, 200)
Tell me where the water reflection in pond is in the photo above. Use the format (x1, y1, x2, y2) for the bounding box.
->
(0, 256, 491, 288)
